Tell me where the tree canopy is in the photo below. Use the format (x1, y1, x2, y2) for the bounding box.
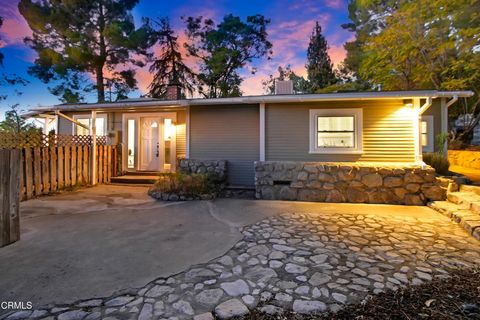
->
(342, 0, 480, 143)
(183, 14, 272, 98)
(19, 0, 155, 103)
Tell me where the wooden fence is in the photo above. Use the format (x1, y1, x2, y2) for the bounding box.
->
(0, 149, 20, 247)
(18, 145, 118, 201)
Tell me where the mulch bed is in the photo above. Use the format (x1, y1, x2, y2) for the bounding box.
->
(239, 268, 480, 320)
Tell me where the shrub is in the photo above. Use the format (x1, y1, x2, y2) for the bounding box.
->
(151, 172, 224, 199)
(423, 152, 450, 175)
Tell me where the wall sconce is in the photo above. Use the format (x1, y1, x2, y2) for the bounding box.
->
(164, 119, 175, 141)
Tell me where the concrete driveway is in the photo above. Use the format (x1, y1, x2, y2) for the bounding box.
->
(1, 185, 478, 318)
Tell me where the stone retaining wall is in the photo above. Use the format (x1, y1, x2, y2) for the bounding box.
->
(178, 159, 227, 181)
(448, 150, 480, 170)
(255, 161, 447, 205)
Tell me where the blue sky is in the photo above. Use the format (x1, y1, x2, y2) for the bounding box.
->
(0, 0, 352, 119)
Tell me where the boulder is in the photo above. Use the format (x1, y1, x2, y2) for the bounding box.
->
(361, 174, 383, 188)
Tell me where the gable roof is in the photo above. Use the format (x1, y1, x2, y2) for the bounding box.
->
(26, 90, 474, 115)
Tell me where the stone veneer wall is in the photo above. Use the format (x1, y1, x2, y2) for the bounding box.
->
(255, 161, 447, 205)
(448, 150, 480, 170)
(178, 159, 227, 182)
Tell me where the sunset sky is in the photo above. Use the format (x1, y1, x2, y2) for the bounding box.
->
(0, 0, 353, 116)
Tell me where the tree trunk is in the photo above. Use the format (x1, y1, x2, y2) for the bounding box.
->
(96, 67, 105, 102)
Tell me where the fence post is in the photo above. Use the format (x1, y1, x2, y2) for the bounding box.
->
(0, 149, 21, 247)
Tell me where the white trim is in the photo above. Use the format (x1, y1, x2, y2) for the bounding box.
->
(440, 97, 448, 156)
(186, 106, 190, 159)
(413, 98, 422, 163)
(259, 103, 265, 161)
(121, 111, 177, 172)
(309, 108, 363, 154)
(421, 115, 434, 153)
(28, 91, 474, 115)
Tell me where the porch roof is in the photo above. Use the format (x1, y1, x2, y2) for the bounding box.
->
(25, 90, 474, 117)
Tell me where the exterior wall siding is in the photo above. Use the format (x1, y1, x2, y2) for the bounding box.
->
(422, 98, 442, 152)
(190, 104, 259, 186)
(265, 100, 415, 163)
(176, 110, 187, 159)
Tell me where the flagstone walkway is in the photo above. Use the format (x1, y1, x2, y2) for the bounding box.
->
(4, 208, 480, 320)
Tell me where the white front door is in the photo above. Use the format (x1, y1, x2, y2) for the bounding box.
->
(140, 117, 161, 171)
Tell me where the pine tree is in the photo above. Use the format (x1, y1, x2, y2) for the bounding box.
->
(148, 18, 195, 98)
(306, 22, 337, 92)
(19, 0, 155, 102)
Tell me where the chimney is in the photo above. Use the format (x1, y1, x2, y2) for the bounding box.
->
(275, 80, 294, 95)
(166, 84, 182, 100)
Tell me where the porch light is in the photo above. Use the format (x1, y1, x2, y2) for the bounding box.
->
(164, 118, 175, 141)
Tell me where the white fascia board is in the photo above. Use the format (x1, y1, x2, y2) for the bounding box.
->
(27, 90, 475, 115)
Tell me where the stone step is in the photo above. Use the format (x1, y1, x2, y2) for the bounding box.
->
(460, 184, 480, 196)
(428, 201, 480, 241)
(446, 192, 480, 212)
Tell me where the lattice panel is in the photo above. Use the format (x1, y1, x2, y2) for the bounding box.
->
(0, 133, 108, 148)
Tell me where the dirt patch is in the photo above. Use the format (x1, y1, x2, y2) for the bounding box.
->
(240, 268, 480, 320)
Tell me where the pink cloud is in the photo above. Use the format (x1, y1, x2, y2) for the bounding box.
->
(0, 1, 32, 45)
(325, 0, 344, 10)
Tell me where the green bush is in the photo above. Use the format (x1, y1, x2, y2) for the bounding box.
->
(423, 152, 450, 175)
(153, 172, 223, 197)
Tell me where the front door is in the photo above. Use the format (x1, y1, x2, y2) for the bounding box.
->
(140, 117, 161, 171)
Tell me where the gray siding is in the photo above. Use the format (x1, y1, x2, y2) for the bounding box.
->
(423, 98, 442, 152)
(190, 104, 259, 186)
(265, 100, 415, 163)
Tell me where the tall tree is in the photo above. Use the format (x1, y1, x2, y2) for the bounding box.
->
(262, 65, 309, 94)
(344, 0, 480, 144)
(148, 18, 195, 98)
(0, 104, 39, 133)
(19, 0, 155, 102)
(306, 22, 337, 92)
(183, 14, 272, 98)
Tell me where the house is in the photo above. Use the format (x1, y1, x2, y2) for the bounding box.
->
(27, 89, 473, 204)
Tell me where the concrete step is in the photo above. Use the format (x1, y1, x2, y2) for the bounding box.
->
(446, 192, 480, 213)
(110, 175, 158, 184)
(123, 171, 160, 176)
(428, 201, 480, 241)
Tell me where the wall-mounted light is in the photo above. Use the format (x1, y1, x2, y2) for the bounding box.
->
(164, 118, 175, 141)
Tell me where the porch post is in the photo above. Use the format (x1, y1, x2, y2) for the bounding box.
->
(413, 98, 422, 163)
(259, 103, 265, 161)
(186, 106, 190, 159)
(90, 111, 97, 185)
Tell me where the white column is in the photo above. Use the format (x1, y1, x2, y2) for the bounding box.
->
(185, 106, 190, 159)
(90, 111, 97, 185)
(259, 103, 265, 161)
(413, 98, 422, 163)
(440, 98, 448, 156)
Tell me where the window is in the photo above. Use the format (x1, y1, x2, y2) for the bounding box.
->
(421, 115, 434, 152)
(72, 114, 107, 136)
(310, 108, 363, 154)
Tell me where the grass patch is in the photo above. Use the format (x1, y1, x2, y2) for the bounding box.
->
(149, 172, 224, 200)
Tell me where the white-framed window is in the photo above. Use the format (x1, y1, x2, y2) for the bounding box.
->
(309, 108, 363, 154)
(72, 114, 108, 136)
(421, 115, 434, 152)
